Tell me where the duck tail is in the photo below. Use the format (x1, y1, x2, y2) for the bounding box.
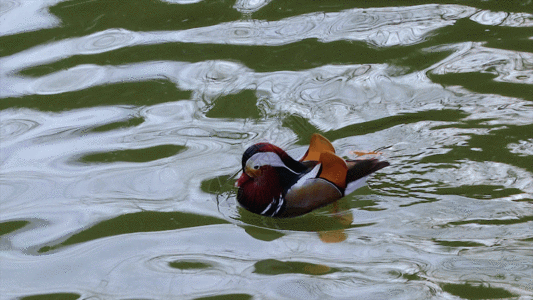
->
(345, 159, 389, 183)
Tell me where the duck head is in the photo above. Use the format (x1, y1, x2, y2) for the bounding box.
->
(236, 143, 307, 215)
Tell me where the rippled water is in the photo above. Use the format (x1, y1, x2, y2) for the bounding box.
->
(1, 0, 533, 299)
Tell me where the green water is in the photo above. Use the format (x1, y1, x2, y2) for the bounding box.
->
(1, 0, 532, 299)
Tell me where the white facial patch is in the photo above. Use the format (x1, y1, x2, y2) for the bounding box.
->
(246, 152, 299, 174)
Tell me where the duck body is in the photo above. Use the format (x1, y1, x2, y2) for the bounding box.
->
(236, 134, 389, 218)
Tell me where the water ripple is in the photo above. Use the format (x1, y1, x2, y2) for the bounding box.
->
(0, 179, 30, 208)
(30, 65, 107, 95)
(470, 10, 508, 26)
(146, 253, 241, 275)
(3, 4, 532, 82)
(0, 0, 61, 36)
(76, 28, 137, 54)
(0, 0, 18, 15)
(2, 1, 533, 299)
(233, 0, 272, 13)
(0, 118, 40, 141)
(272, 13, 321, 38)
(470, 10, 533, 27)
(328, 11, 382, 34)
(502, 12, 533, 27)
(508, 139, 533, 157)
(427, 42, 533, 85)
(173, 4, 478, 47)
(441, 257, 531, 276)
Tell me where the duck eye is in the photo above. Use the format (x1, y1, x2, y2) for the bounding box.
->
(253, 165, 260, 170)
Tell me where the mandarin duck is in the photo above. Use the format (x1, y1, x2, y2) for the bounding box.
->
(236, 133, 389, 218)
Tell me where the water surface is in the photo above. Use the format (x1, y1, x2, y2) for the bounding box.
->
(1, 0, 532, 299)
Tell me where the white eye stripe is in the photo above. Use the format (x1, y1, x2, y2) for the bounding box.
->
(246, 152, 299, 174)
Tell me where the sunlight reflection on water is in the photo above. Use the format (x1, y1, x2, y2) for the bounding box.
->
(0, 0, 62, 36)
(1, 1, 533, 299)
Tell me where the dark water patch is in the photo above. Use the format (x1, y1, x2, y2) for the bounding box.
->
(194, 294, 252, 300)
(238, 206, 374, 232)
(38, 211, 228, 253)
(402, 272, 424, 281)
(448, 215, 533, 226)
(433, 239, 486, 247)
(282, 114, 321, 145)
(254, 259, 335, 275)
(435, 185, 524, 200)
(345, 192, 387, 211)
(486, 37, 533, 56)
(0, 220, 30, 236)
(201, 175, 236, 195)
(49, 0, 240, 36)
(398, 178, 439, 194)
(206, 90, 261, 119)
(17, 39, 427, 76)
(169, 261, 212, 270)
(0, 27, 67, 57)
(242, 225, 285, 242)
(430, 72, 533, 101)
(395, 47, 455, 72)
(78, 144, 186, 164)
(1, 0, 235, 56)
(0, 80, 191, 111)
(326, 109, 469, 142)
(441, 282, 517, 299)
(359, 206, 386, 212)
(431, 17, 525, 46)
(89, 116, 145, 133)
(352, 199, 379, 208)
(439, 16, 533, 53)
(399, 198, 440, 207)
(350, 197, 384, 211)
(513, 198, 533, 203)
(20, 292, 80, 300)
(423, 124, 533, 172)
